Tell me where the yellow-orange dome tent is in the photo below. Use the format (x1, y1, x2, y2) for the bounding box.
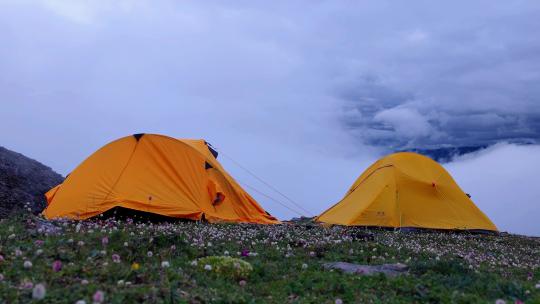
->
(316, 152, 497, 231)
(43, 134, 278, 224)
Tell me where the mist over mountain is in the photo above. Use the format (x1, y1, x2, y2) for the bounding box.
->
(0, 1, 539, 234)
(400, 146, 487, 163)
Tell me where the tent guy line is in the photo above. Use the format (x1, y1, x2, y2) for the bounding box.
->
(43, 134, 279, 224)
(210, 144, 314, 217)
(236, 180, 306, 218)
(41, 133, 497, 231)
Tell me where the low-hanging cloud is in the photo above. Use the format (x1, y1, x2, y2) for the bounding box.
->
(0, 0, 373, 220)
(0, 1, 539, 234)
(445, 143, 540, 236)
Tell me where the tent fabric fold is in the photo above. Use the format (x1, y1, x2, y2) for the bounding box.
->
(42, 134, 278, 224)
(316, 152, 497, 231)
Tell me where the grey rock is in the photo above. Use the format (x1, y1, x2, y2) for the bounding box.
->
(323, 262, 408, 276)
(0, 146, 64, 217)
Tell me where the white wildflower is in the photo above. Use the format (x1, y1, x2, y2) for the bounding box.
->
(32, 283, 46, 300)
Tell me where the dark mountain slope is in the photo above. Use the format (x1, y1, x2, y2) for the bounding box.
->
(0, 146, 63, 217)
(402, 145, 488, 163)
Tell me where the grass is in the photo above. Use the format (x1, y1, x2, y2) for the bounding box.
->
(0, 212, 539, 303)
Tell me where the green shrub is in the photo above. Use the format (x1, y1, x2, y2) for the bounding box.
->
(195, 256, 253, 279)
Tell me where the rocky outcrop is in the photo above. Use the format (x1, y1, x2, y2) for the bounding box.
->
(0, 146, 63, 217)
(323, 262, 408, 277)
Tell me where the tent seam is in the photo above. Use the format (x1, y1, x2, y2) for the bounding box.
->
(100, 138, 140, 205)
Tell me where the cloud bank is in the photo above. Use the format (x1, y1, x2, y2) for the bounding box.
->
(0, 1, 538, 234)
(445, 144, 540, 236)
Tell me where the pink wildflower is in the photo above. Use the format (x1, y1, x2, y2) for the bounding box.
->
(93, 290, 105, 303)
(112, 254, 121, 263)
(101, 237, 109, 246)
(52, 260, 62, 272)
(21, 280, 34, 289)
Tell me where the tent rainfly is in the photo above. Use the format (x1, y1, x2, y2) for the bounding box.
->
(316, 152, 497, 231)
(43, 134, 278, 224)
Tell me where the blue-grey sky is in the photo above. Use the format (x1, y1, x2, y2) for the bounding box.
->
(1, 1, 539, 235)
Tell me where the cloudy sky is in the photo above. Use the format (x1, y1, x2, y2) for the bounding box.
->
(1, 1, 539, 235)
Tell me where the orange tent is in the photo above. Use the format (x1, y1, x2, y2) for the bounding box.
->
(316, 152, 497, 231)
(43, 134, 278, 224)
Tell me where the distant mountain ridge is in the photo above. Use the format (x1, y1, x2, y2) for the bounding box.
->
(401, 145, 488, 163)
(403, 141, 535, 163)
(0, 146, 64, 217)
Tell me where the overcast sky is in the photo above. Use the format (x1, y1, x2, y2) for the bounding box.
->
(1, 1, 539, 235)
